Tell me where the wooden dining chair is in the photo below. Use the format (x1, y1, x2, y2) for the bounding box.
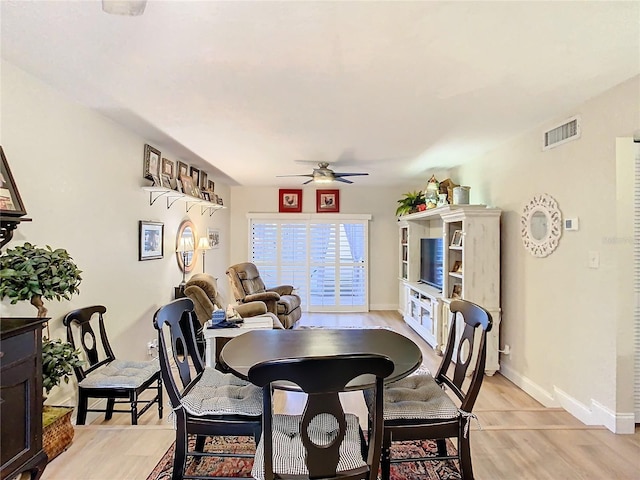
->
(365, 299, 493, 480)
(153, 298, 263, 480)
(248, 353, 394, 480)
(63, 305, 162, 425)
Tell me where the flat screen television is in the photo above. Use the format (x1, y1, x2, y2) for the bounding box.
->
(419, 238, 444, 291)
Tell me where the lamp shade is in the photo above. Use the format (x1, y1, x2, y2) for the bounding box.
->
(102, 0, 147, 16)
(177, 236, 194, 253)
(198, 237, 211, 251)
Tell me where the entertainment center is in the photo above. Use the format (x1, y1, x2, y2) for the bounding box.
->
(398, 204, 501, 375)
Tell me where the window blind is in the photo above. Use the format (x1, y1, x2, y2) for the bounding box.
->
(249, 216, 369, 312)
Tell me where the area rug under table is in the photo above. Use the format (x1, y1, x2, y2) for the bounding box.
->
(146, 435, 461, 480)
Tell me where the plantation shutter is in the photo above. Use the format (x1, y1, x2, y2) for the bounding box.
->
(249, 214, 370, 312)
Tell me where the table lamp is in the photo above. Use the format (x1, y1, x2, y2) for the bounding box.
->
(177, 236, 194, 286)
(198, 237, 211, 273)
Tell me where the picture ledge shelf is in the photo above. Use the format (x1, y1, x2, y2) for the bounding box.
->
(142, 186, 226, 216)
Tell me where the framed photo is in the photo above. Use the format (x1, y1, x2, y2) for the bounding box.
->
(316, 189, 339, 213)
(450, 230, 463, 247)
(451, 284, 462, 299)
(161, 158, 175, 178)
(160, 174, 172, 189)
(202, 191, 211, 202)
(451, 260, 462, 273)
(175, 178, 183, 193)
(189, 166, 200, 186)
(0, 146, 27, 217)
(200, 171, 208, 190)
(216, 196, 223, 206)
(207, 180, 215, 192)
(207, 228, 220, 249)
(279, 189, 302, 213)
(139, 221, 164, 261)
(143, 144, 161, 180)
(181, 175, 196, 197)
(177, 161, 189, 180)
(150, 174, 161, 187)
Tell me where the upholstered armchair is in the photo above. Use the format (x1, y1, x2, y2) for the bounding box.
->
(184, 273, 283, 329)
(226, 262, 302, 329)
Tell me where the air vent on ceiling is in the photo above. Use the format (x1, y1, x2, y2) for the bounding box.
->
(543, 115, 581, 151)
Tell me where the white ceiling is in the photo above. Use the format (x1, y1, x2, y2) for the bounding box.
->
(2, 1, 639, 186)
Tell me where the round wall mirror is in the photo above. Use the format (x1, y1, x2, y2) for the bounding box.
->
(176, 220, 197, 273)
(521, 193, 562, 257)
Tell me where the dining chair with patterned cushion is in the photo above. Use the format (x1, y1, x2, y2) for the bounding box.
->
(248, 353, 394, 480)
(63, 305, 162, 425)
(153, 298, 263, 480)
(364, 299, 493, 480)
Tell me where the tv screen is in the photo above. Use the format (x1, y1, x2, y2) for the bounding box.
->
(419, 238, 444, 291)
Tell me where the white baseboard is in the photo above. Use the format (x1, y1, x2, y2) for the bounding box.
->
(369, 303, 398, 311)
(500, 363, 635, 434)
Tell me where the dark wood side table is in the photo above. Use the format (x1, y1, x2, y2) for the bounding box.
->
(174, 285, 187, 299)
(219, 328, 423, 391)
(1, 317, 49, 480)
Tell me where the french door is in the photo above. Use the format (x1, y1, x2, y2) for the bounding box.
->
(249, 214, 370, 312)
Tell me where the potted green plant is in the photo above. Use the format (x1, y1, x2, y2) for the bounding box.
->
(395, 190, 426, 216)
(0, 242, 82, 317)
(41, 338, 83, 460)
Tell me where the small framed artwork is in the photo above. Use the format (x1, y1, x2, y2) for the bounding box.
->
(139, 220, 164, 261)
(161, 158, 175, 178)
(207, 180, 215, 192)
(207, 227, 220, 249)
(177, 161, 189, 180)
(0, 146, 28, 217)
(450, 230, 463, 247)
(316, 189, 339, 213)
(143, 144, 161, 180)
(181, 175, 196, 197)
(200, 171, 208, 190)
(451, 260, 462, 273)
(150, 174, 161, 187)
(202, 191, 211, 202)
(160, 174, 172, 189)
(175, 178, 183, 193)
(279, 189, 303, 213)
(190, 166, 200, 186)
(451, 284, 462, 299)
(216, 196, 224, 206)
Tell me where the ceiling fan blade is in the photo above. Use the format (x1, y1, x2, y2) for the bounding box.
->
(334, 172, 369, 177)
(302, 179, 315, 185)
(276, 174, 314, 178)
(334, 177, 354, 184)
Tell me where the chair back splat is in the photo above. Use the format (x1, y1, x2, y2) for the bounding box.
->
(249, 354, 394, 480)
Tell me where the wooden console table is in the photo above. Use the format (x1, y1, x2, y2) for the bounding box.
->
(1, 318, 49, 480)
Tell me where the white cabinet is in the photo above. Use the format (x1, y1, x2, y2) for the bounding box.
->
(398, 205, 501, 374)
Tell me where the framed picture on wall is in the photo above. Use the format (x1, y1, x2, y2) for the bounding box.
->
(0, 146, 28, 217)
(161, 158, 175, 178)
(139, 221, 164, 261)
(181, 175, 196, 197)
(177, 161, 189, 180)
(316, 189, 339, 213)
(279, 189, 302, 213)
(190, 166, 200, 186)
(143, 144, 161, 180)
(200, 171, 208, 190)
(207, 179, 215, 192)
(207, 228, 220, 249)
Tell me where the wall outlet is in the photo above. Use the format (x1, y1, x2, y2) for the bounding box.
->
(499, 344, 511, 355)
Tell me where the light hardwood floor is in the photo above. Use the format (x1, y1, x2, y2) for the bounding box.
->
(41, 311, 640, 480)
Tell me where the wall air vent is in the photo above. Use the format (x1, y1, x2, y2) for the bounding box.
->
(543, 115, 581, 151)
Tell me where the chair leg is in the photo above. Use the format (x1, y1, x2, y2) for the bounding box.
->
(157, 376, 163, 419)
(436, 438, 448, 457)
(105, 398, 115, 420)
(173, 422, 188, 480)
(458, 430, 474, 480)
(76, 391, 89, 425)
(380, 431, 392, 480)
(131, 392, 139, 425)
(194, 435, 206, 452)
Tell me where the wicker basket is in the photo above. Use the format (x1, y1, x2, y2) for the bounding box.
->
(42, 406, 74, 461)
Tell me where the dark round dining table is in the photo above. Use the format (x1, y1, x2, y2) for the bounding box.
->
(219, 328, 423, 391)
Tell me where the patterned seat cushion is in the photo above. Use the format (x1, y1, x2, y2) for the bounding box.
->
(251, 413, 366, 479)
(181, 368, 262, 417)
(364, 371, 459, 421)
(78, 359, 159, 389)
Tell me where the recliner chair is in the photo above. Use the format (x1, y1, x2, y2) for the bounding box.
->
(226, 262, 302, 329)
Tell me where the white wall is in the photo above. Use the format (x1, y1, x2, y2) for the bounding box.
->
(228, 185, 419, 310)
(0, 61, 231, 404)
(458, 75, 639, 432)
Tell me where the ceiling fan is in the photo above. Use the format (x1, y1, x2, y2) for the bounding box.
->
(277, 162, 369, 184)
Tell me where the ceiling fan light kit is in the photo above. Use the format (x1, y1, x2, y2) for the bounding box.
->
(102, 0, 147, 16)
